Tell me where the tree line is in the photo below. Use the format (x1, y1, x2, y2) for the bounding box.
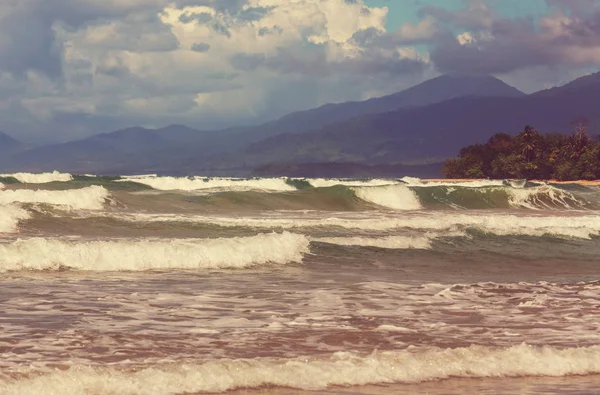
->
(443, 123, 600, 180)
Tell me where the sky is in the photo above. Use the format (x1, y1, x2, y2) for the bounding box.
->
(1, 0, 599, 143)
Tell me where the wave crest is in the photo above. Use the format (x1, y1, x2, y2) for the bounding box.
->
(0, 171, 73, 184)
(0, 232, 310, 272)
(353, 185, 422, 210)
(0, 205, 30, 233)
(120, 175, 297, 192)
(3, 344, 600, 394)
(0, 186, 109, 210)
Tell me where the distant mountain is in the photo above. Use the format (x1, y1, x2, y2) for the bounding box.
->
(5, 74, 526, 174)
(195, 76, 600, 171)
(240, 73, 525, 141)
(6, 125, 216, 174)
(0, 131, 23, 155)
(7, 72, 599, 176)
(533, 71, 600, 97)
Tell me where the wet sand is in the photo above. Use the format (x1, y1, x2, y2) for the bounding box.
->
(224, 375, 600, 395)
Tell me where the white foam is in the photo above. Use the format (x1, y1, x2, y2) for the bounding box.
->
(0, 232, 309, 272)
(119, 176, 296, 192)
(401, 177, 506, 188)
(0, 205, 30, 233)
(3, 344, 600, 394)
(308, 178, 398, 188)
(353, 185, 422, 210)
(507, 185, 585, 210)
(120, 174, 158, 179)
(0, 186, 109, 210)
(0, 171, 73, 184)
(117, 212, 600, 239)
(313, 235, 433, 249)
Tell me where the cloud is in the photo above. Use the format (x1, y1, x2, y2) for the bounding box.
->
(425, 0, 600, 75)
(0, 0, 432, 142)
(191, 42, 211, 52)
(6, 0, 599, 143)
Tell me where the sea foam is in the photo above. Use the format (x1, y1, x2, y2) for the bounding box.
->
(507, 185, 586, 210)
(0, 232, 309, 272)
(308, 178, 398, 188)
(2, 344, 600, 394)
(116, 212, 600, 239)
(400, 177, 507, 188)
(0, 186, 109, 210)
(353, 184, 422, 210)
(120, 176, 296, 192)
(0, 171, 73, 184)
(0, 205, 30, 233)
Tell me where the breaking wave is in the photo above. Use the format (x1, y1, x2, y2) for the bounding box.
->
(116, 212, 600, 239)
(401, 177, 507, 188)
(0, 232, 309, 272)
(309, 178, 397, 188)
(120, 175, 297, 192)
(413, 184, 593, 210)
(353, 184, 423, 210)
(52, 174, 597, 211)
(2, 344, 600, 394)
(0, 205, 30, 233)
(0, 171, 73, 184)
(0, 186, 109, 210)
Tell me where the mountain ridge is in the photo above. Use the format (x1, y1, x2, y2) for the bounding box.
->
(3, 72, 598, 175)
(0, 131, 24, 156)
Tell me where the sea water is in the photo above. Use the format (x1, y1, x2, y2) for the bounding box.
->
(0, 173, 599, 394)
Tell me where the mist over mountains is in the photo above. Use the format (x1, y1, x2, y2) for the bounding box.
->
(1, 72, 599, 177)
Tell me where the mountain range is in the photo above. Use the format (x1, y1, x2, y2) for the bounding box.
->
(1, 72, 599, 177)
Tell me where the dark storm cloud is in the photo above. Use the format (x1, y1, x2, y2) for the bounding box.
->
(0, 0, 247, 79)
(239, 42, 427, 78)
(179, 11, 213, 24)
(237, 6, 273, 22)
(258, 26, 283, 37)
(425, 1, 600, 74)
(191, 42, 211, 52)
(0, 7, 63, 78)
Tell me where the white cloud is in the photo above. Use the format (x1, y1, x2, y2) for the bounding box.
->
(0, 0, 429, 142)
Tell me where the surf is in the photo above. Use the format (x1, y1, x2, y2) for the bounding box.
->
(0, 204, 30, 233)
(110, 211, 600, 239)
(2, 344, 600, 394)
(0, 186, 110, 210)
(0, 171, 73, 184)
(0, 232, 309, 272)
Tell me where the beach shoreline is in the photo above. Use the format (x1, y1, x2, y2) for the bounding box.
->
(424, 178, 600, 186)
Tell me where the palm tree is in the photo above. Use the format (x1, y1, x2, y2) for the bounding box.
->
(519, 125, 538, 162)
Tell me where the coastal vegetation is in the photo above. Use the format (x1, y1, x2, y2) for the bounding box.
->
(443, 123, 600, 180)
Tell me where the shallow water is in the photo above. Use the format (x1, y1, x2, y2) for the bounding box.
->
(0, 173, 599, 394)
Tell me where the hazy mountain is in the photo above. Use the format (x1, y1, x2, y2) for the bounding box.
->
(237, 73, 525, 141)
(4, 74, 525, 174)
(193, 76, 600, 171)
(0, 131, 23, 156)
(6, 125, 214, 174)
(6, 72, 600, 176)
(533, 71, 600, 97)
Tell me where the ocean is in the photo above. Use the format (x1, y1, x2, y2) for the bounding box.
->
(1, 171, 599, 394)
